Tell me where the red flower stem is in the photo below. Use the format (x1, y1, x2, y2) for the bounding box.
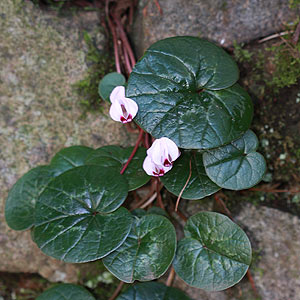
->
(156, 178, 164, 209)
(108, 281, 124, 300)
(106, 0, 121, 73)
(113, 16, 136, 66)
(123, 43, 132, 74)
(120, 129, 144, 174)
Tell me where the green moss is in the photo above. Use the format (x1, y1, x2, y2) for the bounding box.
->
(73, 31, 115, 117)
(289, 0, 300, 9)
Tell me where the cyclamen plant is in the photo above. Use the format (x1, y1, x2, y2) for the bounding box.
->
(5, 36, 266, 299)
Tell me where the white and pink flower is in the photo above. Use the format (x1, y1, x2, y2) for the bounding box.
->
(143, 137, 180, 177)
(109, 86, 138, 124)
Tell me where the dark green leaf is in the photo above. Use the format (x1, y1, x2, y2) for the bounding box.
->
(161, 151, 220, 200)
(36, 284, 95, 300)
(173, 212, 252, 291)
(98, 72, 126, 102)
(103, 214, 176, 283)
(33, 165, 132, 263)
(147, 206, 169, 218)
(5, 166, 55, 231)
(116, 282, 191, 300)
(85, 146, 150, 191)
(127, 36, 251, 149)
(203, 130, 266, 190)
(50, 145, 94, 176)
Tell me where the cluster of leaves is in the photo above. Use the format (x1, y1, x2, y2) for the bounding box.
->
(6, 37, 266, 297)
(37, 282, 191, 300)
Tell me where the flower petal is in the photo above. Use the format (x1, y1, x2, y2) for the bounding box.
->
(109, 102, 123, 122)
(143, 155, 172, 177)
(147, 137, 180, 166)
(122, 97, 138, 120)
(110, 86, 125, 104)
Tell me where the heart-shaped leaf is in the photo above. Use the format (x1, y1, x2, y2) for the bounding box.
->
(5, 166, 55, 231)
(116, 282, 191, 300)
(203, 130, 266, 190)
(33, 165, 132, 263)
(50, 145, 94, 176)
(161, 151, 220, 200)
(103, 214, 176, 283)
(99, 72, 126, 102)
(127, 36, 253, 149)
(85, 146, 150, 191)
(173, 212, 252, 291)
(36, 284, 95, 300)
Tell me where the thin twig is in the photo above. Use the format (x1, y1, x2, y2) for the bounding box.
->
(166, 267, 175, 287)
(140, 192, 157, 209)
(258, 31, 292, 43)
(120, 129, 144, 174)
(108, 281, 124, 300)
(175, 158, 192, 211)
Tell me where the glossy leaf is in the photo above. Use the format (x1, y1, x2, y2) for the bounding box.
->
(127, 36, 253, 149)
(173, 212, 252, 291)
(161, 151, 220, 200)
(33, 165, 132, 263)
(203, 130, 266, 190)
(103, 214, 176, 283)
(5, 166, 55, 231)
(37, 284, 95, 300)
(116, 282, 191, 300)
(98, 72, 126, 102)
(50, 145, 94, 176)
(85, 146, 150, 190)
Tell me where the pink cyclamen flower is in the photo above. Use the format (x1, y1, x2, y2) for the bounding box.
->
(143, 137, 180, 177)
(143, 155, 172, 177)
(147, 137, 180, 168)
(109, 86, 138, 123)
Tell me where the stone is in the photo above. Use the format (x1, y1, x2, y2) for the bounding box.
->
(0, 0, 136, 282)
(132, 0, 299, 57)
(171, 202, 300, 299)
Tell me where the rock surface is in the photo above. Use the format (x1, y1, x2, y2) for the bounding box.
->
(171, 202, 300, 300)
(132, 0, 299, 57)
(0, 0, 135, 282)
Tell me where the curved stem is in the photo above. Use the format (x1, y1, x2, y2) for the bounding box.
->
(120, 129, 144, 174)
(108, 281, 124, 300)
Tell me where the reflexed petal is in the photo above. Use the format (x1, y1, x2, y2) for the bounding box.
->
(147, 137, 180, 166)
(110, 86, 125, 104)
(123, 97, 138, 119)
(109, 102, 124, 122)
(161, 137, 180, 161)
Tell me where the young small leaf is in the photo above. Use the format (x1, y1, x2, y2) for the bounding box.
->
(173, 212, 252, 291)
(116, 282, 191, 300)
(203, 130, 266, 190)
(103, 214, 176, 283)
(5, 166, 55, 231)
(36, 284, 95, 300)
(86, 146, 150, 191)
(99, 72, 126, 102)
(33, 165, 132, 263)
(161, 151, 220, 200)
